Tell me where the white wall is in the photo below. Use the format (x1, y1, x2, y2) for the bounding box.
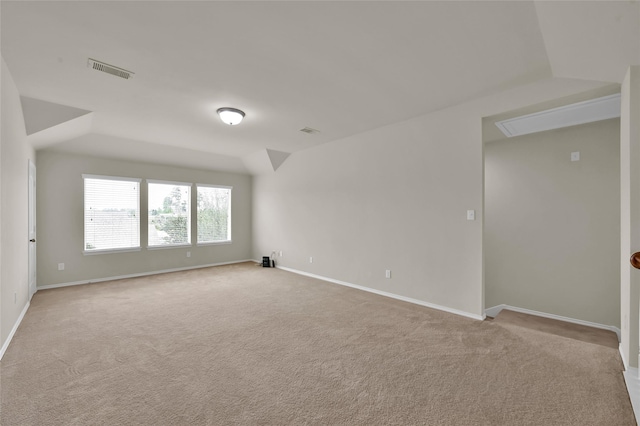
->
(1, 58, 35, 352)
(485, 119, 620, 327)
(36, 150, 252, 287)
(252, 78, 613, 319)
(620, 66, 640, 368)
(255, 107, 484, 316)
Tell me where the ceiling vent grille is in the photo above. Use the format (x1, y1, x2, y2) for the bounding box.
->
(87, 58, 135, 80)
(300, 127, 320, 135)
(495, 93, 620, 138)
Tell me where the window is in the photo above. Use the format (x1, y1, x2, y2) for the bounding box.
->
(148, 181, 191, 247)
(83, 175, 140, 253)
(197, 185, 232, 244)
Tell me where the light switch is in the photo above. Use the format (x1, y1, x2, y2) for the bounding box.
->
(467, 210, 475, 221)
(571, 151, 580, 162)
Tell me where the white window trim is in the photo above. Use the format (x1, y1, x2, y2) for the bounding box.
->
(197, 240, 232, 247)
(147, 179, 193, 186)
(83, 174, 141, 254)
(83, 174, 141, 183)
(196, 184, 232, 245)
(147, 243, 193, 251)
(83, 247, 141, 255)
(196, 183, 233, 190)
(147, 179, 192, 248)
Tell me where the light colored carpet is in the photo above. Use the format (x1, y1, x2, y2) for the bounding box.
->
(0, 262, 635, 425)
(489, 309, 620, 349)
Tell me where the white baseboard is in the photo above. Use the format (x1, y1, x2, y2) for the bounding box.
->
(0, 301, 30, 360)
(274, 264, 485, 321)
(624, 367, 640, 422)
(485, 304, 621, 342)
(621, 344, 629, 370)
(37, 259, 254, 290)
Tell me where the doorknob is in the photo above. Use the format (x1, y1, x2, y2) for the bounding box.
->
(631, 252, 640, 269)
(29, 239, 36, 243)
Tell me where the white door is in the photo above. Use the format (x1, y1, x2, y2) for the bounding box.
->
(28, 160, 36, 299)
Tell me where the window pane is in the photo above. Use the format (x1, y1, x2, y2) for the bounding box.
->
(84, 177, 140, 251)
(197, 186, 231, 243)
(148, 182, 191, 247)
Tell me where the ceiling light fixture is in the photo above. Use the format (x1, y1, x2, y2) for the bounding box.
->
(217, 107, 245, 125)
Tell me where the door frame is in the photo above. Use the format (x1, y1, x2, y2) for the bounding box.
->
(28, 159, 36, 300)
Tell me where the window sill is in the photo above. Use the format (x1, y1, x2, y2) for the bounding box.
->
(147, 243, 193, 251)
(83, 247, 141, 255)
(197, 240, 232, 247)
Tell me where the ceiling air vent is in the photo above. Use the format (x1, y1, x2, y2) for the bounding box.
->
(495, 93, 620, 138)
(87, 58, 135, 80)
(300, 127, 320, 135)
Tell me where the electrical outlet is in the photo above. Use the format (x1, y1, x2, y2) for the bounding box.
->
(279, 251, 283, 257)
(14, 292, 17, 303)
(385, 269, 391, 279)
(58, 263, 65, 271)
(186, 251, 191, 258)
(309, 256, 313, 263)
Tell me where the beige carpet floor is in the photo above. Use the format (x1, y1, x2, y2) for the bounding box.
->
(0, 262, 635, 425)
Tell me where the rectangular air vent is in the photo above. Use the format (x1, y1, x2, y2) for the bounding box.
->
(495, 93, 620, 138)
(87, 58, 134, 80)
(300, 127, 320, 135)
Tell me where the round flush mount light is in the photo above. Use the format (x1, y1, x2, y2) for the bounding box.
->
(217, 107, 245, 125)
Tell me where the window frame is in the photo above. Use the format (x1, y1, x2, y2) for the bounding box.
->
(196, 184, 232, 246)
(147, 179, 193, 249)
(82, 174, 141, 255)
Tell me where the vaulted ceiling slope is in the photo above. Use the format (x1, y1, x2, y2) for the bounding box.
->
(1, 1, 638, 174)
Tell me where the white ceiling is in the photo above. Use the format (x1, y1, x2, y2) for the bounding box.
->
(1, 1, 638, 174)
